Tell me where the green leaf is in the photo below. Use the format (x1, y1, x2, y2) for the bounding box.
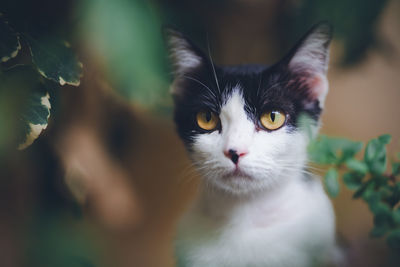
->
(341, 140, 364, 162)
(308, 135, 363, 165)
(18, 89, 51, 150)
(378, 134, 392, 145)
(81, 0, 169, 106)
(298, 113, 316, 139)
(369, 200, 391, 216)
(324, 168, 340, 197)
(370, 202, 392, 238)
(393, 208, 400, 224)
(370, 224, 389, 238)
(343, 172, 363, 190)
(353, 179, 375, 199)
(24, 34, 83, 86)
(392, 162, 400, 176)
(345, 158, 368, 175)
(387, 229, 400, 251)
(0, 65, 51, 150)
(364, 138, 387, 175)
(0, 13, 21, 62)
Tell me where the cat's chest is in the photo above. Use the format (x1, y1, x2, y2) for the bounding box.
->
(176, 181, 336, 267)
(177, 212, 314, 267)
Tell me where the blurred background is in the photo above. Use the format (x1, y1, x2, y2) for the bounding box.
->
(0, 0, 399, 266)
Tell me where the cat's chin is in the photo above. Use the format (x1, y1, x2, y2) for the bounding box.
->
(205, 173, 275, 196)
(222, 169, 253, 180)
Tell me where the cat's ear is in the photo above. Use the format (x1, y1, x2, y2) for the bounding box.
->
(283, 22, 333, 106)
(164, 27, 206, 77)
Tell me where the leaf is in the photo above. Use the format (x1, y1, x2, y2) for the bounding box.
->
(0, 13, 21, 62)
(353, 179, 375, 199)
(378, 134, 392, 145)
(0, 65, 51, 150)
(308, 135, 363, 165)
(369, 202, 392, 239)
(24, 34, 83, 86)
(308, 135, 339, 164)
(298, 113, 316, 139)
(393, 208, 400, 224)
(340, 140, 364, 162)
(324, 168, 340, 197)
(392, 162, 400, 176)
(345, 158, 368, 175)
(370, 224, 389, 238)
(17, 89, 51, 150)
(364, 138, 387, 175)
(82, 0, 168, 106)
(369, 200, 391, 216)
(387, 229, 400, 251)
(343, 172, 363, 190)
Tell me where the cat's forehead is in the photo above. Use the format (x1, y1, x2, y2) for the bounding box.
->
(219, 64, 270, 92)
(218, 64, 282, 94)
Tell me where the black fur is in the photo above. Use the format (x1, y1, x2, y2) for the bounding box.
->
(167, 23, 332, 146)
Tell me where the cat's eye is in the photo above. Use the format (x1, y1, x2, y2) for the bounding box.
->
(260, 110, 286, 130)
(196, 111, 219, 131)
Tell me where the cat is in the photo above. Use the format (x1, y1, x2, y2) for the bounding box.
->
(165, 22, 342, 267)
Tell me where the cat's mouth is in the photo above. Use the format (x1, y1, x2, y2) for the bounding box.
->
(223, 168, 253, 180)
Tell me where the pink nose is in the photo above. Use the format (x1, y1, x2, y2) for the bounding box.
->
(223, 149, 248, 164)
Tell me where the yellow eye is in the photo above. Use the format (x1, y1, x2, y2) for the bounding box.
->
(260, 110, 286, 130)
(196, 111, 219, 131)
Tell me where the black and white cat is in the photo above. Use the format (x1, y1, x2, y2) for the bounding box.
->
(166, 23, 341, 267)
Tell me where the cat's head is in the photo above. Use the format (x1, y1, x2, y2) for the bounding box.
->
(165, 23, 333, 195)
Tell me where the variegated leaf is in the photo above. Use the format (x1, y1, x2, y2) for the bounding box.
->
(0, 13, 21, 62)
(0, 65, 51, 150)
(24, 35, 83, 86)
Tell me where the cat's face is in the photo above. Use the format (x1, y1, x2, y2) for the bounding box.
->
(166, 23, 332, 195)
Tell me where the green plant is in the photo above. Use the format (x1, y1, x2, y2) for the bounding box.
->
(309, 134, 400, 251)
(0, 13, 82, 151)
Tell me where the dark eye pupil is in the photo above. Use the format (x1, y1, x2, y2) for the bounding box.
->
(205, 112, 212, 122)
(270, 112, 276, 122)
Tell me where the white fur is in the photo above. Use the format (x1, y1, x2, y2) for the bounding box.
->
(176, 88, 339, 267)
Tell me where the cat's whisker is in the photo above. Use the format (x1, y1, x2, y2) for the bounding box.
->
(182, 75, 217, 99)
(207, 36, 221, 94)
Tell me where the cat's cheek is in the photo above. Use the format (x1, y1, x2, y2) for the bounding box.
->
(191, 132, 224, 159)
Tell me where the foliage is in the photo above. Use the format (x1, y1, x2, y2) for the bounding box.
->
(0, 13, 82, 151)
(79, 0, 169, 106)
(309, 134, 400, 251)
(286, 0, 388, 65)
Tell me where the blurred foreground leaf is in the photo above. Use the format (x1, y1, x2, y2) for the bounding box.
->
(343, 172, 363, 190)
(25, 35, 83, 86)
(387, 229, 400, 251)
(364, 137, 388, 175)
(26, 215, 97, 267)
(345, 158, 368, 175)
(0, 13, 21, 62)
(308, 135, 363, 164)
(324, 168, 339, 197)
(310, 133, 400, 252)
(0, 65, 51, 150)
(81, 0, 169, 106)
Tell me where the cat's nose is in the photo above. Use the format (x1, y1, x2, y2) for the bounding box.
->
(224, 149, 247, 165)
